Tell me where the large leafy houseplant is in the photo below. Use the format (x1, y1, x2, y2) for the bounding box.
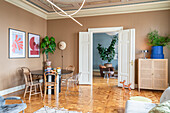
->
(148, 30, 170, 47)
(97, 35, 118, 63)
(148, 30, 170, 59)
(40, 36, 56, 61)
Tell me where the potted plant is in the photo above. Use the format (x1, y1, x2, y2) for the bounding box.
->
(40, 36, 56, 66)
(148, 30, 170, 59)
(97, 35, 118, 67)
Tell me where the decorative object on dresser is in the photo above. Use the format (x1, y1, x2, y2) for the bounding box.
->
(148, 30, 170, 59)
(40, 36, 56, 67)
(28, 33, 40, 58)
(138, 59, 168, 91)
(9, 28, 26, 59)
(141, 50, 149, 59)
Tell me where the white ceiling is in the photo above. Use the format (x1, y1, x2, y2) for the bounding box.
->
(5, 0, 170, 20)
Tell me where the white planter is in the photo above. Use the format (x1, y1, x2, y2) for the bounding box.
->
(46, 61, 51, 66)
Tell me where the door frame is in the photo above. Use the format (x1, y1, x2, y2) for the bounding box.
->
(88, 27, 123, 84)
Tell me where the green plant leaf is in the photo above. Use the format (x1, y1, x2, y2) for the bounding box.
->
(148, 30, 170, 47)
(40, 36, 57, 60)
(50, 37, 55, 42)
(97, 35, 118, 63)
(44, 36, 49, 42)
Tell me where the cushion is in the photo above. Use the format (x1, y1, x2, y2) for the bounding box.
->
(100, 66, 106, 68)
(149, 100, 170, 113)
(125, 100, 156, 113)
(130, 96, 152, 103)
(0, 96, 5, 107)
(160, 87, 170, 103)
(1, 103, 27, 113)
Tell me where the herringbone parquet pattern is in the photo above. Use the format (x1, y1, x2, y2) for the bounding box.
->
(5, 76, 162, 113)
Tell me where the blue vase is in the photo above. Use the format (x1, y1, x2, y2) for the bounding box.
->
(151, 46, 164, 59)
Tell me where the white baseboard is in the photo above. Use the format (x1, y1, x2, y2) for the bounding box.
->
(0, 85, 25, 96)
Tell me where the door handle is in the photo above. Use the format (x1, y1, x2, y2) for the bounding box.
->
(130, 61, 133, 66)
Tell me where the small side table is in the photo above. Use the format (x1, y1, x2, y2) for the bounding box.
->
(103, 71, 114, 83)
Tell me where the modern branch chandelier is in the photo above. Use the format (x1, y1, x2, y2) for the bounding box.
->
(47, 0, 85, 26)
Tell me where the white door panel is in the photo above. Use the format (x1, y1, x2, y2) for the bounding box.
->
(79, 32, 92, 84)
(118, 29, 135, 89)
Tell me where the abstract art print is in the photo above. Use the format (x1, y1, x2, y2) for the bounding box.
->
(28, 33, 40, 58)
(9, 28, 26, 59)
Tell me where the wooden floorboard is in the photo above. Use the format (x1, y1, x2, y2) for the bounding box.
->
(5, 76, 163, 113)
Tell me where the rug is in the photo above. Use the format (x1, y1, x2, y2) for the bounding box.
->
(34, 106, 82, 113)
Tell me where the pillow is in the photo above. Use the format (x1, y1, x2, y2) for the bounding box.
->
(160, 87, 170, 103)
(149, 100, 170, 113)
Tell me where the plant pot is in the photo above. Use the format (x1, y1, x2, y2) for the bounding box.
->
(46, 61, 51, 66)
(104, 63, 112, 68)
(151, 46, 164, 59)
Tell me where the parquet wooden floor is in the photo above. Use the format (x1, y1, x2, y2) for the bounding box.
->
(5, 76, 163, 113)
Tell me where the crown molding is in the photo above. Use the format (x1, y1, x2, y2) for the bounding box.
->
(5, 0, 170, 20)
(5, 0, 47, 19)
(47, 1, 170, 20)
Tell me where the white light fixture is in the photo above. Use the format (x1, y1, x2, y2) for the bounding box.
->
(58, 41, 67, 69)
(59, 41, 66, 50)
(47, 0, 85, 26)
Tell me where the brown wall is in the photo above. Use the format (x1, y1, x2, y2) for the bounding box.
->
(0, 1, 47, 90)
(47, 10, 170, 84)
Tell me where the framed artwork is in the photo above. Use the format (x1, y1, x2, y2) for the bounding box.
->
(9, 28, 26, 59)
(28, 33, 40, 58)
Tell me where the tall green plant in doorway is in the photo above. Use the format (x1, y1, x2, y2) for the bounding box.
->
(97, 35, 118, 63)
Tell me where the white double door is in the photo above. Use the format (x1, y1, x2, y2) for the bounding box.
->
(79, 28, 135, 89)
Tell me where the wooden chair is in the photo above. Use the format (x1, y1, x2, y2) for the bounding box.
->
(44, 71, 58, 99)
(21, 67, 43, 100)
(61, 65, 75, 85)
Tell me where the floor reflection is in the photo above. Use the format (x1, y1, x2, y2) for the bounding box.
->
(5, 76, 162, 113)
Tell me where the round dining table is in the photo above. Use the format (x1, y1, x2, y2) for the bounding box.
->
(31, 69, 73, 93)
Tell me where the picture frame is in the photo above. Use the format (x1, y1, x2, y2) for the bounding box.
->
(9, 28, 26, 59)
(28, 33, 40, 58)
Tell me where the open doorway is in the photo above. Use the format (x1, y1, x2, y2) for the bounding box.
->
(93, 32, 118, 79)
(79, 27, 135, 89)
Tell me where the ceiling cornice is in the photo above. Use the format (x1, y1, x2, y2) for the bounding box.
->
(5, 0, 170, 20)
(5, 0, 48, 19)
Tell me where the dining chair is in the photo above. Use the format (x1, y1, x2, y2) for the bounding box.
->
(44, 70, 58, 99)
(65, 73, 82, 95)
(21, 67, 43, 100)
(21, 67, 43, 82)
(66, 65, 75, 72)
(61, 65, 75, 86)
